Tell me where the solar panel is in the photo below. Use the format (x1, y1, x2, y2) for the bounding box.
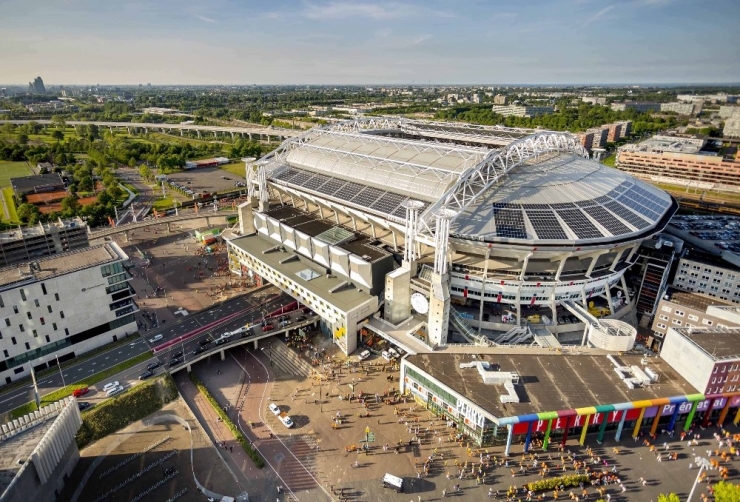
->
(354, 186, 385, 207)
(370, 192, 406, 215)
(303, 173, 329, 190)
(583, 205, 631, 236)
(617, 188, 661, 220)
(493, 208, 527, 239)
(550, 202, 578, 209)
(594, 195, 612, 204)
(316, 178, 346, 196)
(525, 210, 568, 240)
(335, 182, 364, 201)
(315, 226, 355, 245)
(558, 208, 604, 239)
(575, 200, 597, 208)
(521, 203, 551, 209)
(604, 201, 651, 230)
(492, 202, 521, 209)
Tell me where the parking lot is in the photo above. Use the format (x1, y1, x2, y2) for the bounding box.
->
(165, 167, 245, 198)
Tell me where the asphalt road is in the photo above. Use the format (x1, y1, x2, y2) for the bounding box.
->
(0, 288, 294, 416)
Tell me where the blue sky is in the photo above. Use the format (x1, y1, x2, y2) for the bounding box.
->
(0, 0, 738, 85)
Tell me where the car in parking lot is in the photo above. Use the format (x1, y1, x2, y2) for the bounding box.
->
(72, 386, 89, 398)
(199, 338, 211, 347)
(106, 385, 125, 397)
(78, 401, 91, 411)
(192, 347, 205, 356)
(263, 324, 274, 331)
(147, 362, 160, 371)
(279, 415, 294, 428)
(268, 403, 281, 416)
(149, 334, 163, 343)
(279, 319, 291, 328)
(295, 315, 307, 322)
(358, 350, 371, 361)
(215, 339, 227, 346)
(388, 348, 400, 359)
(102, 381, 120, 393)
(168, 358, 182, 367)
(382, 350, 392, 361)
(171, 351, 183, 360)
(139, 370, 154, 380)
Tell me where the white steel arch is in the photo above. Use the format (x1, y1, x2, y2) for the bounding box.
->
(416, 132, 589, 242)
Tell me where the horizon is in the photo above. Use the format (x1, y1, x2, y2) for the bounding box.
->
(1, 0, 738, 85)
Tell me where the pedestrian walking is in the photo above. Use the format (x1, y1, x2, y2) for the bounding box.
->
(442, 489, 446, 498)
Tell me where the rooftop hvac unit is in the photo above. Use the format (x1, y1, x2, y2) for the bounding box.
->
(630, 366, 652, 386)
(644, 367, 660, 383)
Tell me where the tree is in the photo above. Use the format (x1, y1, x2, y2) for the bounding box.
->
(50, 115, 66, 128)
(658, 494, 680, 502)
(17, 203, 41, 224)
(714, 481, 740, 502)
(106, 184, 123, 201)
(17, 134, 28, 145)
(51, 130, 64, 142)
(60, 195, 80, 216)
(97, 190, 113, 206)
(128, 157, 137, 167)
(139, 164, 152, 180)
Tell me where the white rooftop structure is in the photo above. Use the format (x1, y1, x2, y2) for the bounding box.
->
(620, 135, 707, 155)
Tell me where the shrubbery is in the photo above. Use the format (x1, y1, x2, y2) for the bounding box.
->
(75, 374, 178, 449)
(188, 373, 265, 468)
(526, 474, 591, 492)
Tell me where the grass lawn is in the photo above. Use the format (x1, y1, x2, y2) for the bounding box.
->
(9, 351, 153, 419)
(219, 162, 246, 178)
(0, 160, 33, 188)
(2, 188, 19, 222)
(151, 195, 176, 211)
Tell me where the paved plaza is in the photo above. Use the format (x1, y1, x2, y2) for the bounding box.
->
(184, 332, 740, 501)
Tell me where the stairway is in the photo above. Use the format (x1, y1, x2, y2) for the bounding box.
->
(262, 339, 314, 379)
(449, 307, 494, 346)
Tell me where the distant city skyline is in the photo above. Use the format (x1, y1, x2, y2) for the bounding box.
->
(1, 0, 738, 85)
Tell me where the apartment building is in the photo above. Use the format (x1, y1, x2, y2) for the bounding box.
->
(719, 106, 740, 119)
(588, 127, 608, 149)
(610, 102, 661, 113)
(724, 115, 740, 139)
(581, 96, 606, 105)
(493, 94, 507, 105)
(576, 131, 594, 151)
(0, 218, 88, 268)
(651, 289, 733, 348)
(616, 135, 740, 188)
(660, 102, 698, 115)
(0, 243, 136, 385)
(673, 253, 740, 304)
(490, 104, 554, 117)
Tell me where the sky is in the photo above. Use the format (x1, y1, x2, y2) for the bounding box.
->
(0, 0, 738, 85)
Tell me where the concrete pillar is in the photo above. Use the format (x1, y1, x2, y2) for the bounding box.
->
(248, 133, 252, 141)
(524, 421, 533, 453)
(561, 416, 572, 446)
(385, 267, 411, 324)
(614, 410, 627, 441)
(596, 415, 608, 444)
(197, 130, 201, 138)
(180, 129, 184, 136)
(550, 290, 557, 328)
(609, 248, 625, 272)
(649, 408, 661, 436)
(632, 407, 646, 438)
(579, 415, 591, 445)
(684, 400, 699, 431)
(220, 350, 225, 361)
(717, 398, 733, 426)
(515, 283, 522, 326)
(585, 254, 599, 278)
(253, 339, 258, 350)
(625, 243, 640, 264)
(702, 398, 717, 427)
(668, 403, 681, 431)
(519, 253, 532, 281)
(542, 419, 553, 450)
(504, 425, 513, 457)
(554, 255, 569, 281)
(604, 283, 613, 312)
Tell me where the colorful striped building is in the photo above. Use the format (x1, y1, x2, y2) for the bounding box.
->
(400, 352, 740, 455)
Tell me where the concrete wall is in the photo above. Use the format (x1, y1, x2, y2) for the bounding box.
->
(660, 327, 714, 392)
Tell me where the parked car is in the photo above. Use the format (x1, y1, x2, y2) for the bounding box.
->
(149, 334, 163, 343)
(199, 338, 211, 347)
(295, 315, 307, 322)
(192, 347, 205, 356)
(171, 351, 183, 360)
(146, 362, 160, 371)
(102, 381, 120, 393)
(268, 403, 281, 416)
(139, 370, 154, 380)
(279, 320, 291, 328)
(279, 415, 294, 428)
(78, 401, 91, 411)
(358, 350, 371, 361)
(168, 358, 182, 367)
(72, 387, 89, 398)
(381, 350, 392, 361)
(106, 385, 125, 397)
(388, 348, 400, 359)
(263, 324, 274, 331)
(215, 339, 227, 346)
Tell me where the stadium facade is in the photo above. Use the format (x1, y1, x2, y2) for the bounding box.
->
(227, 118, 678, 355)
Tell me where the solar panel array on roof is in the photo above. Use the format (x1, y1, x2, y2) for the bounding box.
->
(603, 200, 651, 230)
(549, 202, 578, 209)
(558, 209, 604, 239)
(315, 226, 355, 245)
(493, 208, 528, 239)
(582, 205, 631, 236)
(617, 186, 669, 220)
(526, 210, 569, 240)
(521, 203, 551, 209)
(271, 166, 429, 221)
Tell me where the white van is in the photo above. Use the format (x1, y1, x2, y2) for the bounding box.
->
(102, 381, 120, 393)
(382, 473, 403, 493)
(106, 385, 124, 397)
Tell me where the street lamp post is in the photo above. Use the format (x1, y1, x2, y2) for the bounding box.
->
(687, 456, 714, 502)
(55, 354, 66, 389)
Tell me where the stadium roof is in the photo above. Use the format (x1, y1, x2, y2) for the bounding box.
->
(261, 118, 675, 245)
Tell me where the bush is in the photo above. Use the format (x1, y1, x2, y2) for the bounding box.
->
(75, 374, 178, 449)
(526, 474, 591, 492)
(189, 373, 265, 468)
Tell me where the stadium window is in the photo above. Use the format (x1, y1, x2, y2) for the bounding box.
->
(60, 311, 65, 319)
(19, 289, 26, 301)
(19, 325, 24, 332)
(47, 305, 52, 313)
(11, 337, 16, 345)
(26, 312, 32, 320)
(34, 299, 40, 307)
(41, 283, 47, 295)
(64, 328, 69, 336)
(52, 323, 57, 331)
(54, 293, 59, 301)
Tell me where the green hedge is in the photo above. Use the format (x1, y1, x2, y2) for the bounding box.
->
(75, 374, 178, 449)
(188, 373, 265, 468)
(526, 474, 591, 492)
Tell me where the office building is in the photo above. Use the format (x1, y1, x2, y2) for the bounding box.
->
(493, 94, 507, 105)
(672, 252, 740, 304)
(724, 114, 740, 139)
(490, 104, 554, 117)
(0, 243, 136, 386)
(581, 97, 606, 105)
(10, 174, 65, 197)
(660, 102, 698, 115)
(0, 218, 88, 268)
(588, 127, 608, 149)
(719, 106, 740, 119)
(616, 135, 740, 189)
(651, 289, 734, 349)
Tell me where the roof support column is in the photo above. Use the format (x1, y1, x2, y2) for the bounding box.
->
(625, 243, 641, 264)
(519, 252, 532, 281)
(609, 248, 626, 272)
(554, 253, 571, 281)
(614, 409, 627, 441)
(477, 245, 492, 335)
(585, 252, 603, 279)
(550, 289, 557, 331)
(580, 287, 588, 346)
(516, 284, 522, 327)
(604, 282, 614, 314)
(504, 425, 513, 457)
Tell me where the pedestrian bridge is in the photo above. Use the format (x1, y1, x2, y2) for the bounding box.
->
(88, 211, 237, 240)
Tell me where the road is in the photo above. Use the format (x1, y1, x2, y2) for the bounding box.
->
(0, 288, 293, 416)
(115, 167, 155, 225)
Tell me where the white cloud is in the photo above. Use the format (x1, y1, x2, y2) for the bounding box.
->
(302, 2, 410, 20)
(197, 15, 216, 23)
(412, 34, 432, 45)
(583, 4, 616, 26)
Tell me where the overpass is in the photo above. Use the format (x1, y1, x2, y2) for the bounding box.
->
(165, 314, 321, 374)
(0, 119, 301, 142)
(88, 211, 237, 240)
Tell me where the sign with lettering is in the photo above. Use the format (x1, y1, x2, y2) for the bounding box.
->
(456, 399, 485, 430)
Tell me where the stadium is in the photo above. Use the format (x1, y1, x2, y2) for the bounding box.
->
(227, 118, 678, 355)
